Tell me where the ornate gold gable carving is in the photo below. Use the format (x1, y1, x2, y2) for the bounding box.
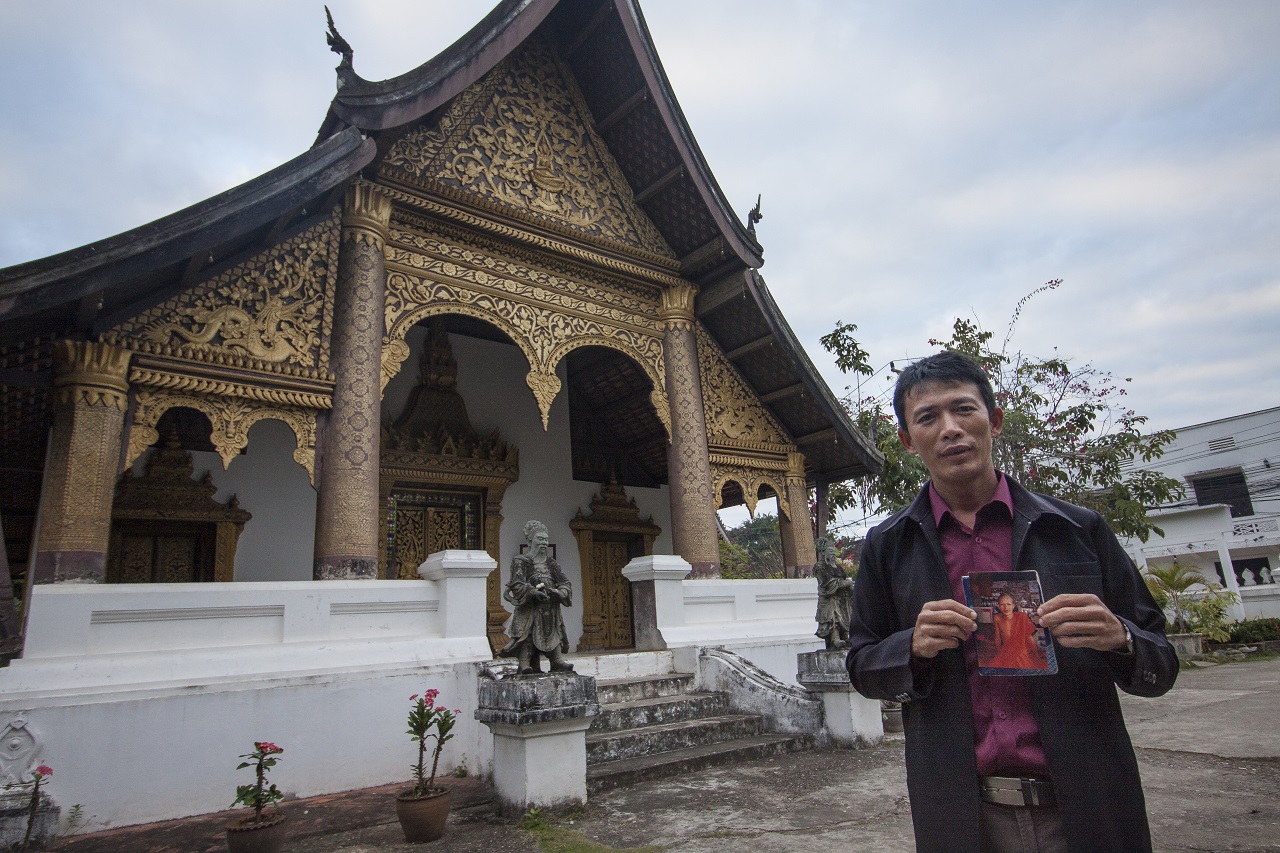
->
(697, 327, 802, 516)
(111, 430, 252, 583)
(697, 326, 790, 447)
(382, 222, 671, 435)
(105, 213, 340, 376)
(381, 39, 673, 260)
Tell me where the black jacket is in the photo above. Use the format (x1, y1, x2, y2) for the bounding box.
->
(846, 479, 1178, 853)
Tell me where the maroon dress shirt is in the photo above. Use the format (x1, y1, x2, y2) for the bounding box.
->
(929, 475, 1050, 778)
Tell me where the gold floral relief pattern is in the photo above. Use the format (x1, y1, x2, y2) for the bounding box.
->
(382, 227, 671, 435)
(696, 327, 790, 447)
(381, 39, 672, 258)
(105, 213, 339, 374)
(127, 390, 317, 483)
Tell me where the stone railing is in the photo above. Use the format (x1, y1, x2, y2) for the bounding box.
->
(1234, 517, 1280, 537)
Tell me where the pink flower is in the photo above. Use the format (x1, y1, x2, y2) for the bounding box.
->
(255, 742, 282, 755)
(410, 694, 418, 701)
(34, 765, 52, 778)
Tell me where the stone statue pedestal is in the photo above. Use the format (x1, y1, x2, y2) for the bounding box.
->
(475, 670, 601, 815)
(0, 786, 59, 851)
(797, 649, 883, 747)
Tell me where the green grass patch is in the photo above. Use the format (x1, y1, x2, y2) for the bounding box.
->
(519, 808, 669, 853)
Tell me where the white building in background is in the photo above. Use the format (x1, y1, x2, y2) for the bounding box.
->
(1122, 406, 1280, 620)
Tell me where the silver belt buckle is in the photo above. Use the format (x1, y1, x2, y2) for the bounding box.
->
(981, 775, 1051, 807)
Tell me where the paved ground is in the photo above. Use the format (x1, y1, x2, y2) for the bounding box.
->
(56, 656, 1280, 852)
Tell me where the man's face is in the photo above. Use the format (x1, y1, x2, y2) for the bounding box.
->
(998, 595, 1015, 616)
(531, 530, 549, 556)
(897, 380, 1003, 491)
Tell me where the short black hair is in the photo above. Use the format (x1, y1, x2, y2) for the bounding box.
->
(892, 350, 997, 431)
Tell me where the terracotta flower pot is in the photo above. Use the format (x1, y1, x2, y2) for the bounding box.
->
(225, 812, 287, 853)
(395, 787, 452, 843)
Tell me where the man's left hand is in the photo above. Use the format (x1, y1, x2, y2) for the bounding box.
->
(1037, 593, 1128, 652)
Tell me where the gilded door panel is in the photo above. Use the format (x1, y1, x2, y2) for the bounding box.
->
(603, 540, 633, 648)
(107, 522, 214, 583)
(386, 489, 479, 579)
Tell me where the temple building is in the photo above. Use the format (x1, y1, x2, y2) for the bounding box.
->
(0, 0, 877, 657)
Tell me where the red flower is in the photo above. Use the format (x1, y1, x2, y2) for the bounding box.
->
(255, 742, 282, 755)
(34, 765, 52, 778)
(410, 694, 418, 701)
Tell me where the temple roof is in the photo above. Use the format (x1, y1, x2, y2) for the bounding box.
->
(0, 0, 879, 482)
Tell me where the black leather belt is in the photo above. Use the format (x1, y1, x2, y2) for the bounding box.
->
(979, 775, 1056, 808)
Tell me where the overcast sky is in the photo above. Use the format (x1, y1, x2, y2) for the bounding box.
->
(3, 0, 1278, 525)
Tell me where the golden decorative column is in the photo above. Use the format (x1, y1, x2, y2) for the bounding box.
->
(660, 283, 720, 577)
(314, 181, 392, 579)
(778, 451, 818, 577)
(32, 341, 131, 584)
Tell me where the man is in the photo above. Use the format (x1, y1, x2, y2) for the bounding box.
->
(499, 520, 574, 675)
(846, 350, 1177, 853)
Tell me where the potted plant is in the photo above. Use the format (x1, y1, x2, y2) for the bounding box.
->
(226, 741, 287, 853)
(396, 688, 458, 843)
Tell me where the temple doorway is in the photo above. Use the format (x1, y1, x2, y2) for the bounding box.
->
(571, 480, 660, 652)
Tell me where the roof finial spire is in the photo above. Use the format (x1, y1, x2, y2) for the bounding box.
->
(325, 6, 356, 88)
(747, 194, 763, 238)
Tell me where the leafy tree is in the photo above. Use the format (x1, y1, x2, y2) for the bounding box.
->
(722, 513, 784, 579)
(822, 282, 1183, 541)
(718, 539, 753, 579)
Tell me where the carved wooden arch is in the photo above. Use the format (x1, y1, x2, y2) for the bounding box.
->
(381, 273, 670, 434)
(126, 390, 317, 484)
(382, 278, 539, 389)
(711, 466, 790, 519)
(547, 334, 671, 440)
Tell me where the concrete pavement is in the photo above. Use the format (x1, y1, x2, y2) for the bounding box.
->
(57, 656, 1280, 852)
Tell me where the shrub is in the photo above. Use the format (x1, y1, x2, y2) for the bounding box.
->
(1227, 617, 1280, 644)
(1180, 589, 1238, 643)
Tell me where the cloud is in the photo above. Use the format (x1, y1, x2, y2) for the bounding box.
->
(1, 0, 1277, 447)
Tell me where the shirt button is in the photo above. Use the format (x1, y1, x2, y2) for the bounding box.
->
(997, 711, 1007, 720)
(975, 536, 983, 543)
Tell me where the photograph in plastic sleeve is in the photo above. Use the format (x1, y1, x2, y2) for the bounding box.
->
(962, 570, 1058, 676)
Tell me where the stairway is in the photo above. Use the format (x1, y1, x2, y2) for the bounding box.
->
(585, 669, 813, 792)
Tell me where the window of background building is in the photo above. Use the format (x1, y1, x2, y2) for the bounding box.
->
(1190, 470, 1254, 518)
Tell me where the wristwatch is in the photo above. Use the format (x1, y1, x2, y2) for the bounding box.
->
(1121, 623, 1134, 655)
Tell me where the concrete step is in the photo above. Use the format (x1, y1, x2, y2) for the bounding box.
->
(590, 691, 730, 733)
(596, 672, 695, 705)
(565, 649, 676, 681)
(586, 733, 814, 793)
(586, 713, 763, 764)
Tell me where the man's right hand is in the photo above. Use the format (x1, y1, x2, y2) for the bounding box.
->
(911, 599, 977, 659)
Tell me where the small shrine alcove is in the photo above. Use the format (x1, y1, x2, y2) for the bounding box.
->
(379, 319, 520, 652)
(107, 419, 251, 583)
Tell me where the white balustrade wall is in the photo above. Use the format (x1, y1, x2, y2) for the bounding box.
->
(3, 551, 834, 834)
(0, 552, 497, 833)
(622, 555, 824, 684)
